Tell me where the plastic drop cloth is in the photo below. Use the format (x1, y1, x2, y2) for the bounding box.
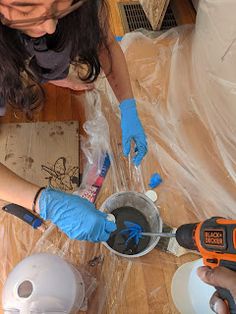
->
(0, 0, 236, 313)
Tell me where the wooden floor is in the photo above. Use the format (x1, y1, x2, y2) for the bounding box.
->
(0, 4, 197, 313)
(108, 0, 196, 36)
(0, 85, 85, 126)
(0, 85, 87, 171)
(0, 84, 197, 314)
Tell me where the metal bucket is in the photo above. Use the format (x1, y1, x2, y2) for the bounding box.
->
(100, 191, 163, 258)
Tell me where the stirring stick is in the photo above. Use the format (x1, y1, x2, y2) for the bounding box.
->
(141, 232, 176, 238)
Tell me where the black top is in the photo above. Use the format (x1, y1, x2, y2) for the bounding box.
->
(0, 34, 71, 115)
(22, 34, 71, 83)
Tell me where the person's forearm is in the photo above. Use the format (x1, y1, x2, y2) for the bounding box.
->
(0, 162, 40, 210)
(99, 34, 134, 102)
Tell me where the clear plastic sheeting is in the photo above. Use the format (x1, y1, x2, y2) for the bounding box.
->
(0, 0, 236, 313)
(0, 86, 184, 313)
(106, 0, 236, 222)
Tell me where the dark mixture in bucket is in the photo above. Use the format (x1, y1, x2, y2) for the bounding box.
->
(107, 206, 151, 255)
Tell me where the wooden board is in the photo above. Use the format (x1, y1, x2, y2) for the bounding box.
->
(0, 121, 79, 192)
(108, 0, 196, 36)
(170, 0, 196, 25)
(139, 0, 170, 30)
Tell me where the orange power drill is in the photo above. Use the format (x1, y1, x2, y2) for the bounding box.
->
(176, 217, 236, 313)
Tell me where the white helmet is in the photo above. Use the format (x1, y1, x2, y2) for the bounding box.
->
(2, 253, 85, 314)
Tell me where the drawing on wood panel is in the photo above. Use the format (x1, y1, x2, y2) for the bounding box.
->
(41, 157, 79, 191)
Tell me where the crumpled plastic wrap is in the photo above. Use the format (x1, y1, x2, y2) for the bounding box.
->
(109, 0, 236, 223)
(0, 0, 236, 312)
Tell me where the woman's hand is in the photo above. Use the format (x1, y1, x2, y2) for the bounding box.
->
(38, 187, 117, 242)
(119, 98, 148, 167)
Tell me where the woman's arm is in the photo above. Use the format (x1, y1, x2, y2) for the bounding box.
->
(99, 30, 134, 102)
(99, 30, 148, 167)
(0, 162, 116, 241)
(0, 162, 39, 211)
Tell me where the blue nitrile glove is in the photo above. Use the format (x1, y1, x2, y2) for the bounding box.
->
(39, 187, 117, 242)
(119, 99, 147, 166)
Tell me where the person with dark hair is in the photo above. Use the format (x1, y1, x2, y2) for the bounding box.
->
(0, 0, 147, 241)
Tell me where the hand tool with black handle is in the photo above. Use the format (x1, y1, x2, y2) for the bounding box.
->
(2, 203, 45, 231)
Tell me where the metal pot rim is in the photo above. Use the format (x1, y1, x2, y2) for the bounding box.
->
(100, 191, 163, 258)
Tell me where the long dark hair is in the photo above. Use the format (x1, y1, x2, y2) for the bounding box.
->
(0, 0, 110, 118)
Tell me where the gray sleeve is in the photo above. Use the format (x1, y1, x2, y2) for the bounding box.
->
(24, 36, 71, 83)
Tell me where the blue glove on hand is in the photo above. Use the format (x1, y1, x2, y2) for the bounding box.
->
(39, 187, 117, 242)
(119, 99, 147, 166)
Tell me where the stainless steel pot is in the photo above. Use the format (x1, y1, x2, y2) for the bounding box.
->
(100, 191, 163, 258)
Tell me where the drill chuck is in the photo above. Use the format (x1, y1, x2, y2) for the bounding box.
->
(176, 223, 198, 250)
